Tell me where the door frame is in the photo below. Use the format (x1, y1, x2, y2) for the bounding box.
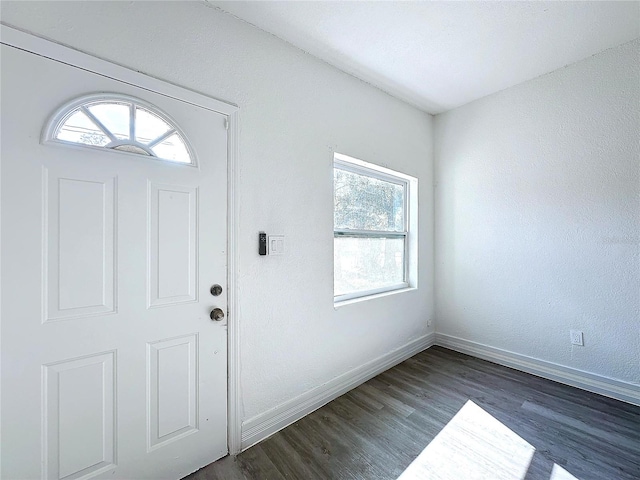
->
(0, 23, 243, 455)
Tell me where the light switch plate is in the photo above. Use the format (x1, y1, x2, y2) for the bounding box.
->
(268, 235, 285, 255)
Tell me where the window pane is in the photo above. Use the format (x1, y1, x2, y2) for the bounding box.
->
(334, 168, 404, 231)
(151, 133, 191, 163)
(56, 110, 110, 146)
(88, 102, 130, 140)
(135, 107, 171, 144)
(334, 236, 405, 296)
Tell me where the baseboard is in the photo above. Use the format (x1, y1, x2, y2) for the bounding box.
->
(435, 333, 640, 407)
(240, 332, 435, 451)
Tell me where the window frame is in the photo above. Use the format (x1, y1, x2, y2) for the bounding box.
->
(333, 153, 415, 303)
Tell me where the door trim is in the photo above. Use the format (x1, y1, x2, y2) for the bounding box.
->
(0, 24, 243, 455)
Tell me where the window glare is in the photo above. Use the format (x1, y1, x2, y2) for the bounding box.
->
(334, 236, 405, 296)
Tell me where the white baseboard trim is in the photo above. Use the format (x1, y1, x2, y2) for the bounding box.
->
(241, 332, 435, 451)
(435, 333, 640, 407)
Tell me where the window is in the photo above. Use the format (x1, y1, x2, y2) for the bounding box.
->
(334, 153, 417, 302)
(44, 94, 195, 165)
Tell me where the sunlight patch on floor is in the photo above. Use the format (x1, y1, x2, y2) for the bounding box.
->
(550, 464, 580, 480)
(397, 400, 535, 480)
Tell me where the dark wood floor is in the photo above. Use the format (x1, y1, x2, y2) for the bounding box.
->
(186, 346, 640, 480)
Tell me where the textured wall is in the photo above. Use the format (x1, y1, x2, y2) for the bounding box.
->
(434, 39, 640, 384)
(1, 2, 434, 419)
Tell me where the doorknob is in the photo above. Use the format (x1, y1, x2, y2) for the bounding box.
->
(210, 308, 225, 321)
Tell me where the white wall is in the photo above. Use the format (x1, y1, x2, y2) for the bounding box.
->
(1, 1, 433, 422)
(435, 39, 639, 385)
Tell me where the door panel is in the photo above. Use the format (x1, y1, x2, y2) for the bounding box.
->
(1, 44, 228, 479)
(43, 352, 116, 480)
(148, 334, 198, 449)
(46, 170, 117, 321)
(149, 183, 198, 307)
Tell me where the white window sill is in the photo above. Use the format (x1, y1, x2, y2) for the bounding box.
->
(333, 286, 417, 309)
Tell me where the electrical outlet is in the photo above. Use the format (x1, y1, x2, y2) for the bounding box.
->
(570, 330, 584, 346)
(427, 319, 432, 327)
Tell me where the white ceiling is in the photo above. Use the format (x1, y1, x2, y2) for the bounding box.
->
(208, 1, 640, 114)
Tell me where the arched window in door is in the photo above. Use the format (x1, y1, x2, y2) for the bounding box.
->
(44, 94, 196, 165)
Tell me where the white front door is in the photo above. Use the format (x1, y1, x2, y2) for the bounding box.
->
(1, 42, 229, 479)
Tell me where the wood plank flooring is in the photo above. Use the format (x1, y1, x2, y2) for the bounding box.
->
(185, 346, 640, 480)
